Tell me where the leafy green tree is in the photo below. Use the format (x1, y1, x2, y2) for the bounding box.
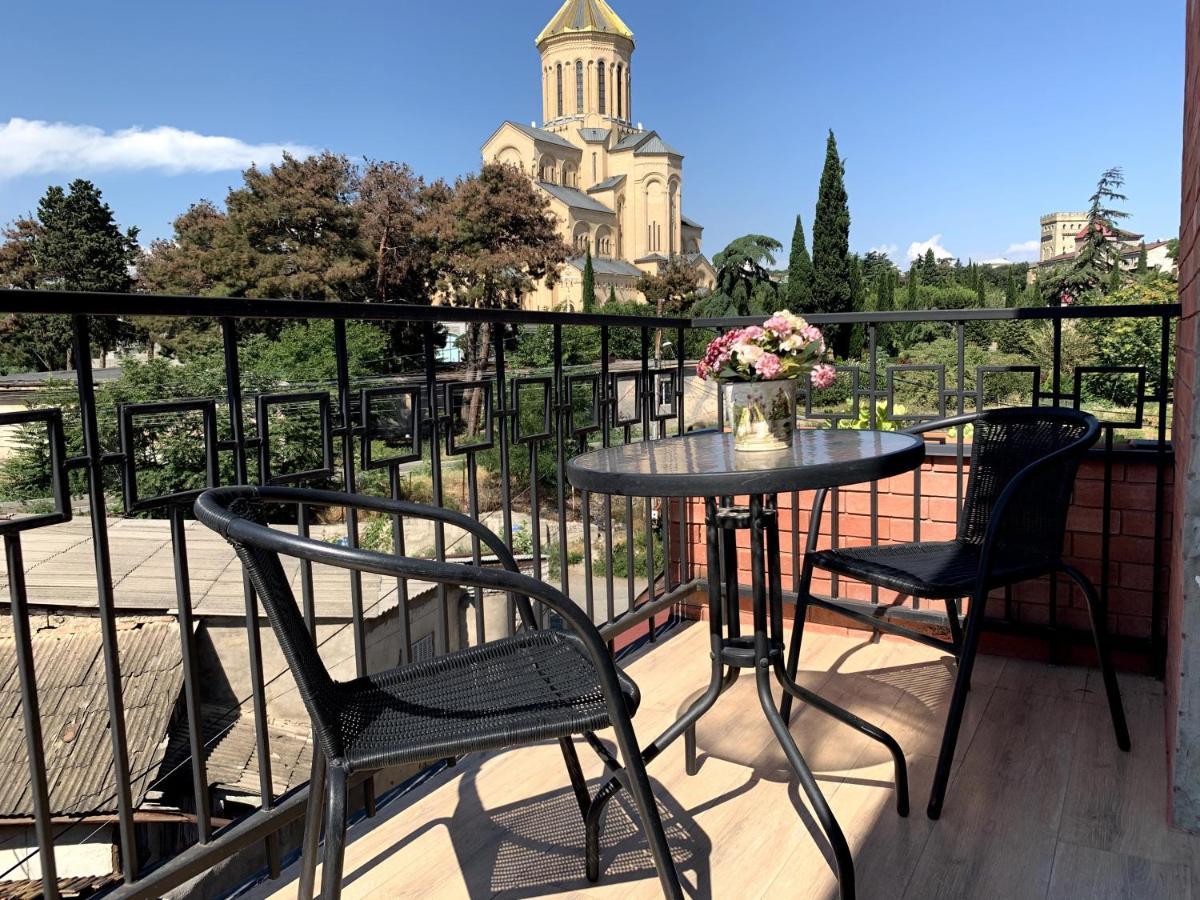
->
(860, 250, 897, 286)
(581, 248, 596, 313)
(430, 162, 570, 429)
(0, 218, 41, 289)
(223, 152, 369, 302)
(636, 257, 700, 362)
(135, 201, 228, 357)
(811, 131, 853, 354)
(785, 214, 813, 311)
(1, 181, 140, 369)
(692, 234, 782, 317)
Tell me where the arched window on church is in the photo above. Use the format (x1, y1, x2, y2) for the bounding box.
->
(556, 64, 563, 118)
(616, 64, 623, 119)
(575, 61, 584, 114)
(598, 62, 606, 116)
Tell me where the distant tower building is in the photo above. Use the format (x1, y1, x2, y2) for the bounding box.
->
(1039, 212, 1090, 262)
(481, 0, 716, 310)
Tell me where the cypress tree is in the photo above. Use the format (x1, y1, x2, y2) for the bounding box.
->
(607, 284, 617, 305)
(1005, 268, 1018, 307)
(1136, 241, 1148, 275)
(846, 253, 865, 359)
(922, 248, 939, 284)
(811, 130, 852, 355)
(906, 263, 919, 309)
(582, 248, 595, 312)
(1108, 260, 1122, 292)
(975, 276, 986, 307)
(786, 214, 814, 311)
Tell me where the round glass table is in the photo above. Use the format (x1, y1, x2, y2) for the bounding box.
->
(567, 429, 925, 900)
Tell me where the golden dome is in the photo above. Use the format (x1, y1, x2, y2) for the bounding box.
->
(536, 0, 634, 48)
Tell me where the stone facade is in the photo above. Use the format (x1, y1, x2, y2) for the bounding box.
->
(481, 0, 716, 311)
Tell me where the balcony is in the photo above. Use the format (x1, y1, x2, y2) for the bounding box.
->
(0, 291, 1186, 899)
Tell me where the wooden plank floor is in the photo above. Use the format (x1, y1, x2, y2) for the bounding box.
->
(234, 622, 1197, 900)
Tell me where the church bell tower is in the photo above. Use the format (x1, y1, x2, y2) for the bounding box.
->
(536, 0, 635, 128)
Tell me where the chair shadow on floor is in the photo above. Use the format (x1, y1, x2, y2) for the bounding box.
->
(678, 640, 962, 882)
(340, 754, 713, 898)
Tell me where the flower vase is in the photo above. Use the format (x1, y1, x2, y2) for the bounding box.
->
(723, 379, 797, 452)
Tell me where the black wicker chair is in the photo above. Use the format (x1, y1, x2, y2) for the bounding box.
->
(194, 486, 682, 900)
(779, 407, 1131, 819)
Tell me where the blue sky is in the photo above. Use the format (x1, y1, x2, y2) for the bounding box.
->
(0, 0, 1185, 267)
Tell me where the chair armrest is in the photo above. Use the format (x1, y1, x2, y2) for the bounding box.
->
(210, 500, 627, 707)
(902, 413, 980, 436)
(197, 486, 538, 626)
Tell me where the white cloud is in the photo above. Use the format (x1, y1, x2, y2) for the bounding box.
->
(0, 117, 315, 180)
(1003, 239, 1041, 261)
(869, 243, 899, 260)
(906, 234, 953, 262)
(979, 257, 1012, 266)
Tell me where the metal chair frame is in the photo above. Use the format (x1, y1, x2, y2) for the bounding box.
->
(194, 486, 682, 900)
(779, 408, 1131, 819)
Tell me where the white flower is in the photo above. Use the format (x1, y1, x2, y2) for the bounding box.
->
(732, 340, 764, 367)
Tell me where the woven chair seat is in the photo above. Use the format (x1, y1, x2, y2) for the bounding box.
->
(810, 540, 1055, 600)
(333, 630, 640, 772)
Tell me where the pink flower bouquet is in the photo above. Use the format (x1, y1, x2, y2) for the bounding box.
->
(697, 310, 836, 389)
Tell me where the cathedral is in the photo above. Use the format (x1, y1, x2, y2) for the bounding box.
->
(482, 0, 716, 310)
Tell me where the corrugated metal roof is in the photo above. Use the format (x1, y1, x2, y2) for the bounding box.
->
(502, 121, 578, 150)
(567, 256, 643, 278)
(578, 128, 610, 144)
(536, 0, 634, 46)
(537, 182, 614, 214)
(0, 617, 182, 817)
(587, 174, 625, 193)
(203, 711, 312, 801)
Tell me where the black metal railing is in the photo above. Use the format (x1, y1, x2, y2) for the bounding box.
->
(0, 289, 1178, 898)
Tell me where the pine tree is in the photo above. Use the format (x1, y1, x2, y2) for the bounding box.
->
(785, 214, 814, 311)
(582, 248, 595, 312)
(1136, 242, 1148, 275)
(811, 130, 852, 355)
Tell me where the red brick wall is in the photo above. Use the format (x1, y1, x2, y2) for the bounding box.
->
(1167, 0, 1199, 824)
(675, 452, 1171, 668)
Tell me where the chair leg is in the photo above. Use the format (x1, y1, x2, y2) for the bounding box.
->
(608, 710, 683, 899)
(1061, 564, 1131, 751)
(319, 763, 348, 900)
(559, 736, 592, 819)
(927, 590, 987, 820)
(780, 557, 815, 726)
(298, 747, 326, 899)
